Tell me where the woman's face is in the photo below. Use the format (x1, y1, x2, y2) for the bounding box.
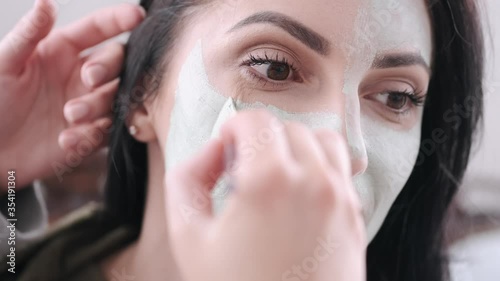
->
(144, 0, 432, 241)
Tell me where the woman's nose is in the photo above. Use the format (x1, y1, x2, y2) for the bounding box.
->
(344, 94, 368, 177)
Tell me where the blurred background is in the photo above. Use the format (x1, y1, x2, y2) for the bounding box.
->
(1, 0, 499, 280)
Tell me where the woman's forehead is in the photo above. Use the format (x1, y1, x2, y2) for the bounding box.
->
(210, 0, 432, 65)
(362, 0, 433, 65)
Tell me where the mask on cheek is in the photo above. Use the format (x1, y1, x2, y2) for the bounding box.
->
(354, 115, 421, 241)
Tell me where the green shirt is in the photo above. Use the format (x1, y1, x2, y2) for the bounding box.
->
(0, 203, 139, 281)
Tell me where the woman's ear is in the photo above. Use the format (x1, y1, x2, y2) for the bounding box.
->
(128, 103, 157, 143)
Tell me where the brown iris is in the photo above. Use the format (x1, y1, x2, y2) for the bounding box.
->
(267, 62, 290, 81)
(386, 93, 408, 110)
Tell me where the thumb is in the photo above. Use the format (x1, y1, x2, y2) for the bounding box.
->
(0, 0, 56, 74)
(165, 139, 225, 235)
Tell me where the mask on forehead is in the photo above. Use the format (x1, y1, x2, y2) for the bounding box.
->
(165, 0, 431, 242)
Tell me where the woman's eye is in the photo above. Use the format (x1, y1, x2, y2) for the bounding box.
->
(373, 92, 412, 111)
(243, 52, 300, 84)
(252, 62, 292, 81)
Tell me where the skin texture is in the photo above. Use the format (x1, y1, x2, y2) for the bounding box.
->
(107, 0, 433, 280)
(0, 0, 145, 191)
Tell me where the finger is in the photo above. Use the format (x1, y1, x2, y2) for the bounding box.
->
(64, 79, 118, 124)
(284, 122, 329, 168)
(220, 110, 290, 172)
(166, 139, 225, 232)
(58, 117, 112, 152)
(315, 129, 361, 213)
(314, 129, 352, 177)
(0, 0, 56, 74)
(81, 42, 125, 89)
(58, 3, 145, 51)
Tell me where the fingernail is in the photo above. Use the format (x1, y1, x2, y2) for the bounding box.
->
(65, 102, 89, 122)
(138, 6, 147, 18)
(59, 133, 78, 149)
(83, 64, 107, 88)
(35, 0, 57, 14)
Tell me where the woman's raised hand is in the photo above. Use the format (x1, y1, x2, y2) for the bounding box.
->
(0, 0, 144, 189)
(166, 110, 366, 281)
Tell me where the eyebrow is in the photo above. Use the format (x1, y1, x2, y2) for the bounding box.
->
(371, 53, 431, 74)
(228, 11, 331, 56)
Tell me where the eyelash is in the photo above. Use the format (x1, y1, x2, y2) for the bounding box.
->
(241, 52, 300, 86)
(388, 90, 426, 107)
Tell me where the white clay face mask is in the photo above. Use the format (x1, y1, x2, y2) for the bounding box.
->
(166, 0, 431, 242)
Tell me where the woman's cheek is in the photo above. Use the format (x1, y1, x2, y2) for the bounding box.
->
(165, 41, 229, 171)
(355, 112, 422, 241)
